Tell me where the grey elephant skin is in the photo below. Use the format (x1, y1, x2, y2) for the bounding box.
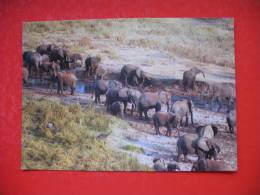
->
(94, 79, 122, 103)
(176, 134, 220, 162)
(170, 99, 193, 126)
(152, 111, 180, 137)
(138, 92, 161, 120)
(120, 64, 151, 87)
(183, 67, 205, 91)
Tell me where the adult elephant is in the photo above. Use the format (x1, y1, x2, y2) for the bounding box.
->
(47, 44, 69, 69)
(170, 99, 194, 126)
(36, 44, 50, 55)
(85, 56, 101, 77)
(69, 53, 83, 68)
(105, 87, 142, 114)
(94, 79, 122, 104)
(120, 64, 151, 87)
(226, 109, 236, 133)
(152, 111, 180, 137)
(176, 134, 220, 162)
(56, 71, 77, 95)
(183, 67, 205, 91)
(138, 92, 161, 120)
(23, 51, 41, 77)
(196, 125, 218, 139)
(209, 82, 235, 112)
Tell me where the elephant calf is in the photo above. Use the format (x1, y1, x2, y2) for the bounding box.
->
(57, 71, 77, 95)
(191, 159, 227, 171)
(176, 134, 220, 162)
(85, 56, 101, 77)
(110, 101, 124, 118)
(153, 158, 180, 171)
(170, 99, 193, 126)
(153, 111, 180, 137)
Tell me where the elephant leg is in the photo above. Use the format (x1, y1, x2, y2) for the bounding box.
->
(166, 126, 171, 137)
(185, 114, 189, 126)
(139, 110, 143, 120)
(217, 97, 222, 112)
(176, 149, 182, 162)
(71, 87, 74, 95)
(197, 150, 206, 160)
(180, 117, 183, 126)
(123, 101, 127, 114)
(131, 103, 135, 115)
(94, 92, 98, 103)
(184, 155, 189, 163)
(144, 110, 149, 120)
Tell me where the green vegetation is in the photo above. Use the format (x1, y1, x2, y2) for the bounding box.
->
(22, 95, 150, 171)
(122, 145, 145, 154)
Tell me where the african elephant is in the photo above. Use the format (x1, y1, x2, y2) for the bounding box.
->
(183, 67, 205, 91)
(85, 56, 101, 77)
(94, 79, 122, 104)
(110, 101, 124, 118)
(170, 99, 194, 126)
(196, 125, 218, 139)
(176, 134, 220, 162)
(22, 67, 29, 85)
(120, 64, 151, 87)
(152, 111, 180, 137)
(69, 53, 83, 68)
(138, 92, 161, 120)
(94, 66, 107, 80)
(36, 44, 50, 55)
(153, 158, 181, 171)
(47, 44, 69, 69)
(23, 51, 41, 77)
(56, 71, 77, 95)
(106, 87, 142, 114)
(191, 159, 227, 171)
(226, 109, 236, 133)
(209, 82, 235, 112)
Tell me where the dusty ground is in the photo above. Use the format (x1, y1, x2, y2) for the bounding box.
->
(23, 85, 237, 171)
(22, 18, 236, 171)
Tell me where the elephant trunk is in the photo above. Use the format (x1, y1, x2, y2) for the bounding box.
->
(188, 100, 194, 125)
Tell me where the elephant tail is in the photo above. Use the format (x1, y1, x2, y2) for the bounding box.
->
(188, 100, 194, 125)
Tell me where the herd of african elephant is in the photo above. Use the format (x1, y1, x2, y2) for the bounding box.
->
(23, 43, 236, 171)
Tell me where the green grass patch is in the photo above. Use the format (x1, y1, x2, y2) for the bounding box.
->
(122, 145, 145, 154)
(22, 95, 150, 171)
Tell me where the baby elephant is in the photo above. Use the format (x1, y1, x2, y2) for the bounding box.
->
(57, 71, 77, 95)
(191, 159, 227, 171)
(153, 111, 180, 137)
(110, 101, 124, 118)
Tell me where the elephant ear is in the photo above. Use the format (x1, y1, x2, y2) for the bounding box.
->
(135, 68, 143, 78)
(197, 138, 210, 151)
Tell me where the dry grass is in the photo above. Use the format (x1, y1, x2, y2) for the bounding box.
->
(23, 18, 234, 68)
(22, 95, 150, 171)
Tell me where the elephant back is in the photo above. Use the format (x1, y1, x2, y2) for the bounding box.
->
(139, 92, 160, 107)
(197, 125, 215, 139)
